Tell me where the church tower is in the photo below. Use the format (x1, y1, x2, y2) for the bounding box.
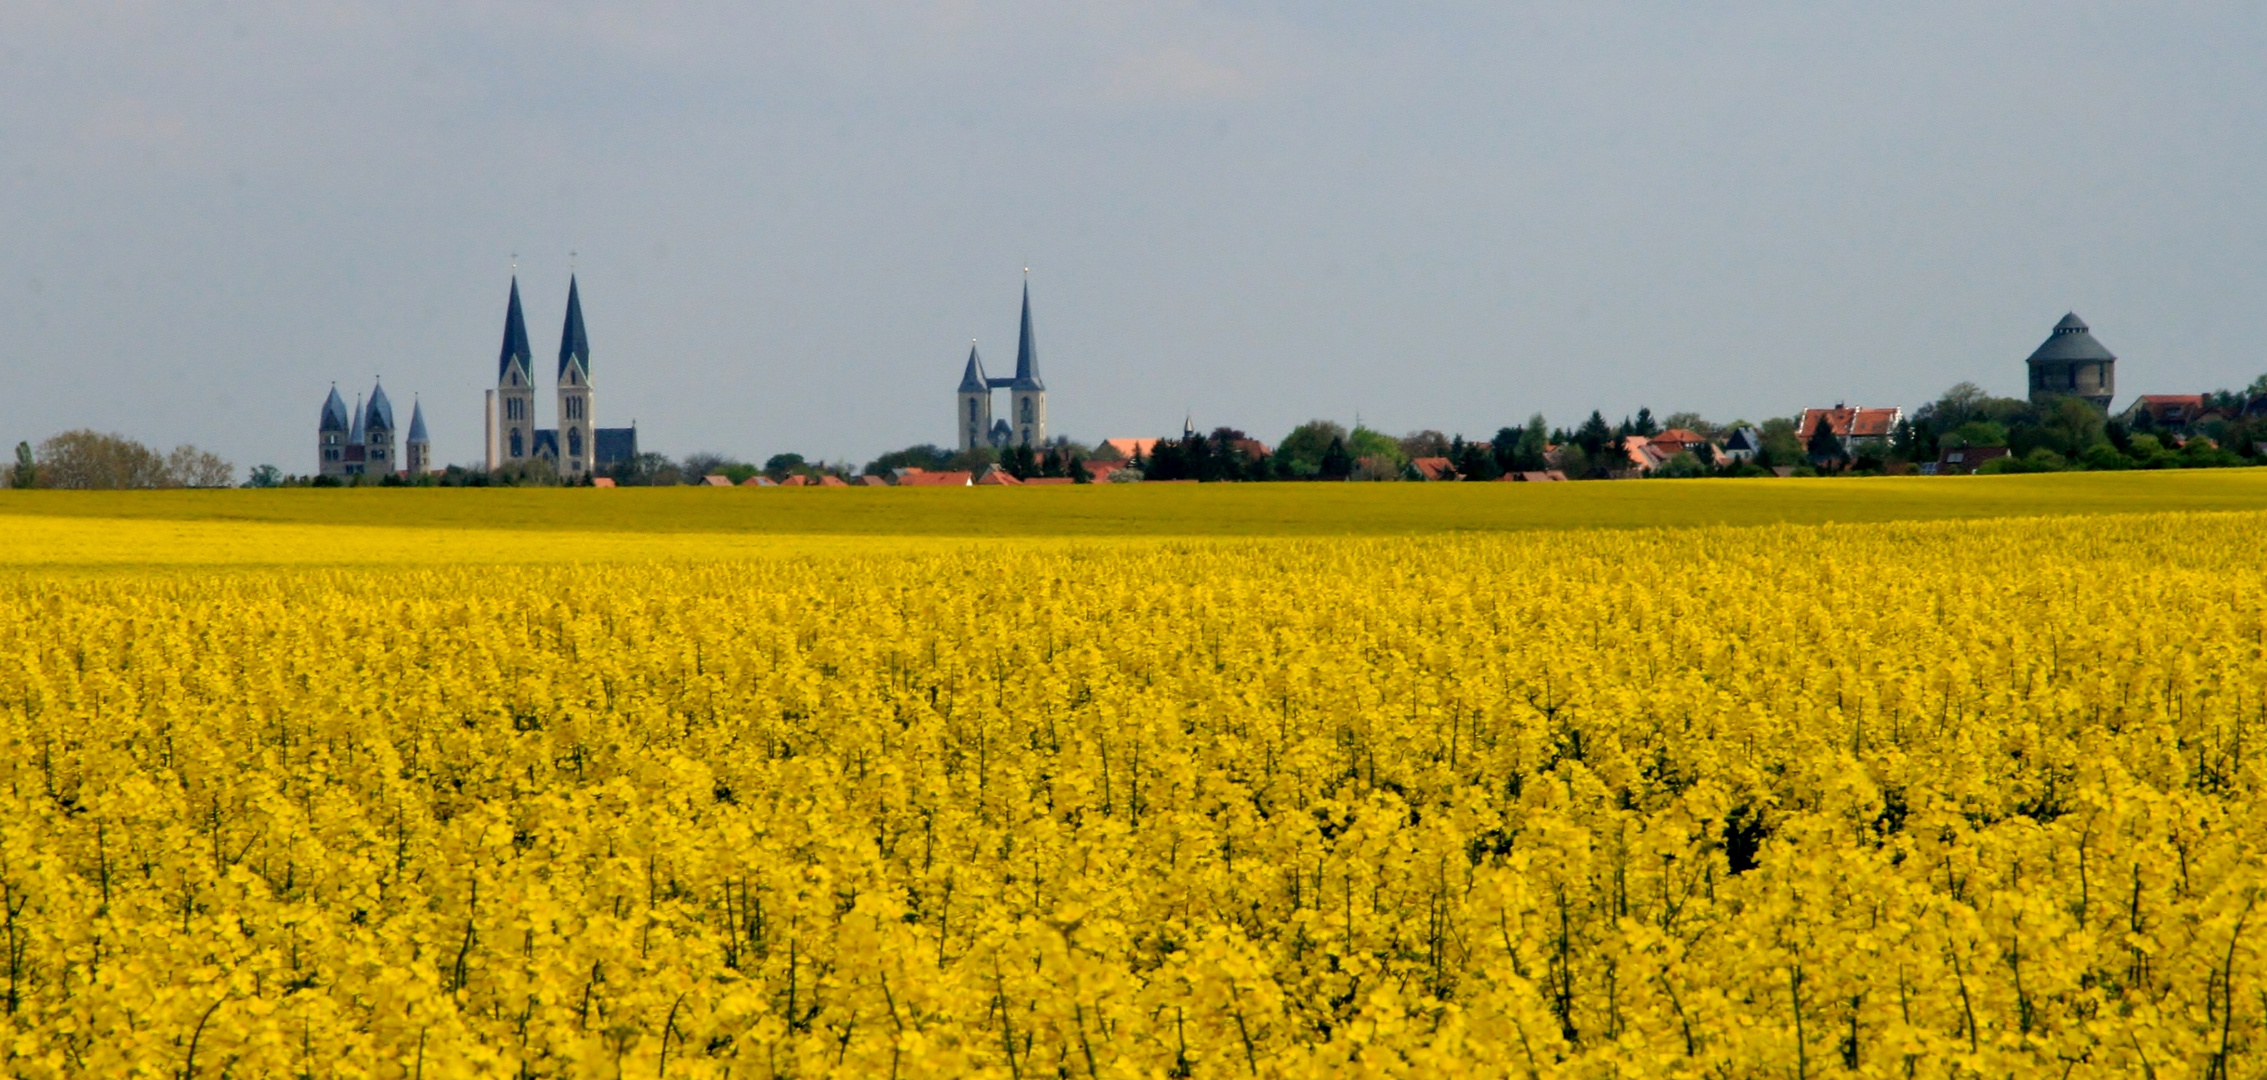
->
(495, 277, 537, 464)
(318, 385, 350, 477)
(347, 393, 367, 475)
(556, 276, 594, 477)
(956, 344, 992, 452)
(405, 398, 431, 477)
(363, 380, 397, 475)
(1007, 280, 1046, 447)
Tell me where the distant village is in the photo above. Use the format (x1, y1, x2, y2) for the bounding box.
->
(10, 290, 2266, 491)
(237, 300, 2267, 488)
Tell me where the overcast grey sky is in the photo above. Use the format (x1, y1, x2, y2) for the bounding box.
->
(3, 2, 2263, 469)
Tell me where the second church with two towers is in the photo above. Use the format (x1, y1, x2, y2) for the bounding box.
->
(955, 280, 1048, 452)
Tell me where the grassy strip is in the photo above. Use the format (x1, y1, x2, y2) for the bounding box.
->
(2, 469, 2264, 537)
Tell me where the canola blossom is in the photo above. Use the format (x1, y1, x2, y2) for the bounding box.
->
(2, 511, 2265, 1077)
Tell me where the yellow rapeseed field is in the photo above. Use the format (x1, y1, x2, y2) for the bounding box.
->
(2, 486, 2264, 1077)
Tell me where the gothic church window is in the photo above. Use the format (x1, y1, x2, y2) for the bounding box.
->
(510, 429, 523, 458)
(569, 429, 583, 456)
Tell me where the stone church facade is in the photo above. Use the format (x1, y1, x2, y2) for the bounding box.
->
(485, 276, 637, 476)
(956, 281, 1048, 451)
(317, 380, 428, 479)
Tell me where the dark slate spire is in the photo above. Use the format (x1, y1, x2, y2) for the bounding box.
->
(558, 275, 589, 378)
(320, 385, 350, 433)
(1011, 280, 1043, 391)
(2027, 311, 2116, 364)
(958, 344, 989, 393)
(499, 277, 533, 381)
(406, 398, 429, 443)
(366, 381, 395, 432)
(348, 394, 366, 445)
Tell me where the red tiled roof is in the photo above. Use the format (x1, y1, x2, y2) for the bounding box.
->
(2126, 395, 2212, 427)
(590, 477, 616, 488)
(974, 467, 1023, 485)
(897, 470, 972, 486)
(779, 474, 809, 486)
(1621, 435, 1673, 472)
(1799, 406, 1902, 440)
(740, 475, 775, 486)
(702, 474, 733, 486)
(818, 475, 849, 487)
(1101, 438, 1160, 460)
(1410, 456, 1458, 481)
(1023, 477, 1075, 485)
(857, 475, 889, 486)
(1085, 460, 1129, 481)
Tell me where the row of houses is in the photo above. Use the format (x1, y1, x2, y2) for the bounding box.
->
(611, 463, 1110, 488)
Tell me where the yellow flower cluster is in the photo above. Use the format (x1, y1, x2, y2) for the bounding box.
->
(2, 512, 2264, 1077)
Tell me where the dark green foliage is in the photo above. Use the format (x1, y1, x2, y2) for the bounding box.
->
(864, 444, 955, 476)
(10, 442, 35, 489)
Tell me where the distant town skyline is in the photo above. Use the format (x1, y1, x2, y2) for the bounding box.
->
(4, 3, 2265, 471)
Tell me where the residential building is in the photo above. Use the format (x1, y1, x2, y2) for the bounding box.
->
(1409, 456, 1458, 481)
(2119, 395, 2211, 429)
(1934, 446, 2011, 475)
(1720, 427, 1762, 463)
(1797, 405, 1903, 454)
(1648, 429, 1713, 462)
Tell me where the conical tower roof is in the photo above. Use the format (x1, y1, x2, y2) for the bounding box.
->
(498, 277, 533, 381)
(348, 394, 366, 444)
(558, 275, 589, 378)
(1010, 280, 1043, 391)
(366, 380, 395, 431)
(2027, 312, 2116, 364)
(320, 385, 350, 433)
(406, 399, 428, 443)
(958, 344, 989, 393)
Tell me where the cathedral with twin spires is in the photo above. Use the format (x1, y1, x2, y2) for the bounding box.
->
(486, 276, 638, 476)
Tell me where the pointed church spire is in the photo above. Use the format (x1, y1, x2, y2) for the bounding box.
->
(349, 393, 366, 445)
(407, 397, 429, 443)
(558, 275, 590, 378)
(958, 343, 989, 393)
(499, 277, 533, 381)
(1012, 278, 1043, 391)
(320, 385, 350, 433)
(366, 380, 395, 432)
